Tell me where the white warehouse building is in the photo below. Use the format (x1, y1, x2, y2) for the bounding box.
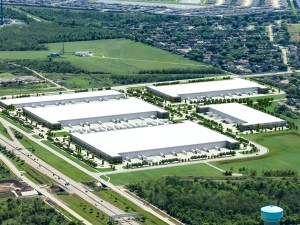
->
(0, 90, 124, 108)
(146, 78, 269, 102)
(70, 121, 239, 163)
(23, 97, 169, 129)
(198, 103, 286, 130)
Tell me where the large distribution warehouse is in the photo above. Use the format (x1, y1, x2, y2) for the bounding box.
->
(23, 97, 169, 129)
(146, 78, 269, 101)
(0, 90, 124, 108)
(70, 121, 239, 162)
(198, 103, 286, 130)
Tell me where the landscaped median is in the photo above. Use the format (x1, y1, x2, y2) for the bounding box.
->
(57, 194, 110, 225)
(41, 140, 97, 173)
(0, 121, 13, 141)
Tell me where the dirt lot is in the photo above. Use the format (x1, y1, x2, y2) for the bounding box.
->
(0, 179, 35, 197)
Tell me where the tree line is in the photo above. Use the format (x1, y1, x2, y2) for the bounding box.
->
(0, 197, 82, 225)
(128, 177, 300, 225)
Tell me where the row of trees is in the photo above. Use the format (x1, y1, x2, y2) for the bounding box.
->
(128, 177, 300, 225)
(0, 198, 82, 225)
(0, 162, 12, 179)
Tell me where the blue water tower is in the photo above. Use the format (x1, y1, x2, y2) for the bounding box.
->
(261, 205, 283, 225)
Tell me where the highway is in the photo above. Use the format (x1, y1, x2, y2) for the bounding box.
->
(0, 119, 140, 225)
(0, 116, 180, 225)
(0, 112, 272, 225)
(0, 144, 92, 225)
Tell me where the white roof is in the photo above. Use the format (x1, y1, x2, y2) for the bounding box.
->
(0, 90, 122, 106)
(21, 189, 39, 196)
(71, 121, 237, 157)
(147, 78, 267, 98)
(24, 97, 167, 124)
(204, 103, 285, 126)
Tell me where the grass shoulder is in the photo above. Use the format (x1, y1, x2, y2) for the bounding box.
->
(15, 134, 94, 182)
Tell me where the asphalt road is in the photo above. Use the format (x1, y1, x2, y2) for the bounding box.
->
(0, 119, 139, 225)
(0, 145, 92, 225)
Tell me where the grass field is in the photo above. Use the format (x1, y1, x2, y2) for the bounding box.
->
(247, 93, 287, 101)
(17, 136, 94, 181)
(0, 159, 16, 179)
(212, 131, 300, 175)
(104, 163, 222, 185)
(52, 131, 68, 137)
(287, 24, 300, 41)
(0, 39, 209, 74)
(58, 194, 109, 225)
(288, 24, 300, 33)
(19, 162, 54, 184)
(0, 122, 13, 141)
(0, 83, 61, 97)
(41, 140, 97, 173)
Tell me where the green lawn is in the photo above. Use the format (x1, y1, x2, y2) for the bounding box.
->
(0, 39, 210, 74)
(43, 73, 112, 89)
(212, 131, 300, 175)
(247, 93, 287, 101)
(0, 122, 13, 141)
(0, 82, 61, 97)
(58, 194, 109, 225)
(52, 131, 69, 137)
(287, 24, 300, 41)
(104, 163, 222, 185)
(19, 163, 54, 185)
(0, 159, 16, 180)
(0, 114, 32, 133)
(287, 24, 300, 33)
(41, 140, 97, 173)
(1, 152, 53, 184)
(17, 136, 94, 181)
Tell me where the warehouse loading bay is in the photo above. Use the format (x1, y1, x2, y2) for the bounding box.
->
(21, 115, 244, 169)
(65, 118, 239, 163)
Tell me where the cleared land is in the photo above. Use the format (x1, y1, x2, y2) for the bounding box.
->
(287, 24, 300, 41)
(104, 163, 222, 185)
(0, 39, 209, 74)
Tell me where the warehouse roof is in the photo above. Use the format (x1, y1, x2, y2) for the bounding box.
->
(201, 103, 285, 126)
(0, 90, 122, 106)
(70, 121, 238, 157)
(23, 97, 167, 124)
(147, 78, 267, 98)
